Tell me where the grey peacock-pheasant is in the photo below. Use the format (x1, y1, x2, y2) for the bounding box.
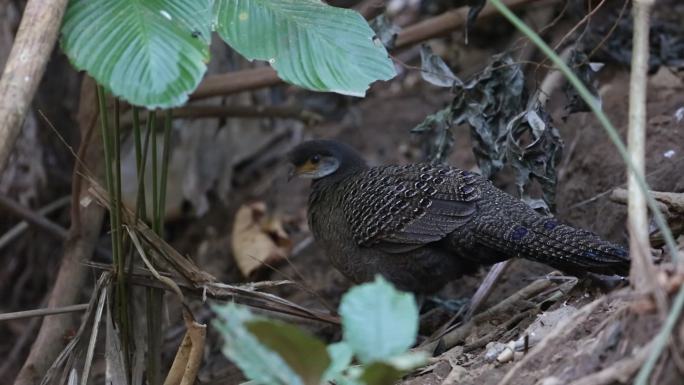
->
(287, 140, 629, 294)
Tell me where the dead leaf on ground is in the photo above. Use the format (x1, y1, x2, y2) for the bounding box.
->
(231, 202, 292, 278)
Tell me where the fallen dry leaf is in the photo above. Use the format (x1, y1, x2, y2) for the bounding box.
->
(231, 202, 292, 278)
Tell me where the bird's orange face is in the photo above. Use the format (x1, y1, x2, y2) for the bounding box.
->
(289, 154, 323, 180)
(287, 140, 359, 180)
(288, 152, 339, 180)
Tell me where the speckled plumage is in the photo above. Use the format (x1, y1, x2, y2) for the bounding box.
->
(290, 140, 629, 294)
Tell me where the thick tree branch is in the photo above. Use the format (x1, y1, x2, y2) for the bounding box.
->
(0, 0, 69, 174)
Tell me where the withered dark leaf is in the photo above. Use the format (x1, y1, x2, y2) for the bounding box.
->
(563, 50, 602, 115)
(419, 44, 461, 88)
(415, 55, 563, 211)
(506, 106, 563, 212)
(369, 14, 401, 50)
(452, 55, 525, 178)
(411, 107, 454, 164)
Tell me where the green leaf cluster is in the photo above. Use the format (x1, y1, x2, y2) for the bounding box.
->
(211, 276, 427, 385)
(61, 0, 396, 109)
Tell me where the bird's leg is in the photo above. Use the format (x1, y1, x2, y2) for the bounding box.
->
(424, 296, 470, 314)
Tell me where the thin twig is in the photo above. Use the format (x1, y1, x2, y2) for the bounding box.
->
(0, 194, 68, 240)
(81, 288, 107, 385)
(97, 85, 120, 266)
(0, 304, 89, 322)
(421, 277, 556, 353)
(550, 0, 608, 56)
(121, 105, 324, 126)
(0, 195, 70, 250)
(566, 156, 684, 211)
(465, 261, 512, 319)
(585, 0, 630, 61)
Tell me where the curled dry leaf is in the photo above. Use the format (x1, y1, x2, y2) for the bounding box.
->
(231, 202, 292, 278)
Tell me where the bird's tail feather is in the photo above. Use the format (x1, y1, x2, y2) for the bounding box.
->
(474, 217, 630, 276)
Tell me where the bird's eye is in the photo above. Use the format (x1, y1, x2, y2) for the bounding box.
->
(311, 155, 321, 164)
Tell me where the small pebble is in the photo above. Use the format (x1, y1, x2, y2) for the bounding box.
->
(496, 347, 514, 363)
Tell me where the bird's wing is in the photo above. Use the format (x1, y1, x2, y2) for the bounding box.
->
(342, 164, 482, 253)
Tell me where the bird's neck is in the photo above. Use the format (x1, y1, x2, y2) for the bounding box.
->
(314, 165, 365, 188)
(312, 153, 367, 188)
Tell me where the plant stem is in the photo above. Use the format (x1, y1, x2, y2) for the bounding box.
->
(112, 99, 132, 376)
(96, 86, 118, 266)
(630, 1, 678, 383)
(158, 110, 172, 237)
(132, 107, 147, 221)
(146, 109, 164, 385)
(146, 288, 163, 385)
(627, 0, 659, 291)
(151, 112, 159, 234)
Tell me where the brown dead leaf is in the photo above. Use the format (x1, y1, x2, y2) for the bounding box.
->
(231, 202, 292, 278)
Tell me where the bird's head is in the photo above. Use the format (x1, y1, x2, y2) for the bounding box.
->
(287, 140, 367, 181)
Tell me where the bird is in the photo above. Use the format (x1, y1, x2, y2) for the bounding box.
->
(287, 139, 630, 294)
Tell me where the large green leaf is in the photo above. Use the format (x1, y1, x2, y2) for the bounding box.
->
(214, 0, 396, 96)
(61, 0, 211, 108)
(339, 276, 419, 363)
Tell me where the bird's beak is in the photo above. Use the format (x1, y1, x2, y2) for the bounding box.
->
(287, 161, 318, 181)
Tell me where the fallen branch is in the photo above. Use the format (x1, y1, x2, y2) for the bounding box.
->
(611, 188, 684, 216)
(120, 105, 324, 127)
(421, 276, 557, 353)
